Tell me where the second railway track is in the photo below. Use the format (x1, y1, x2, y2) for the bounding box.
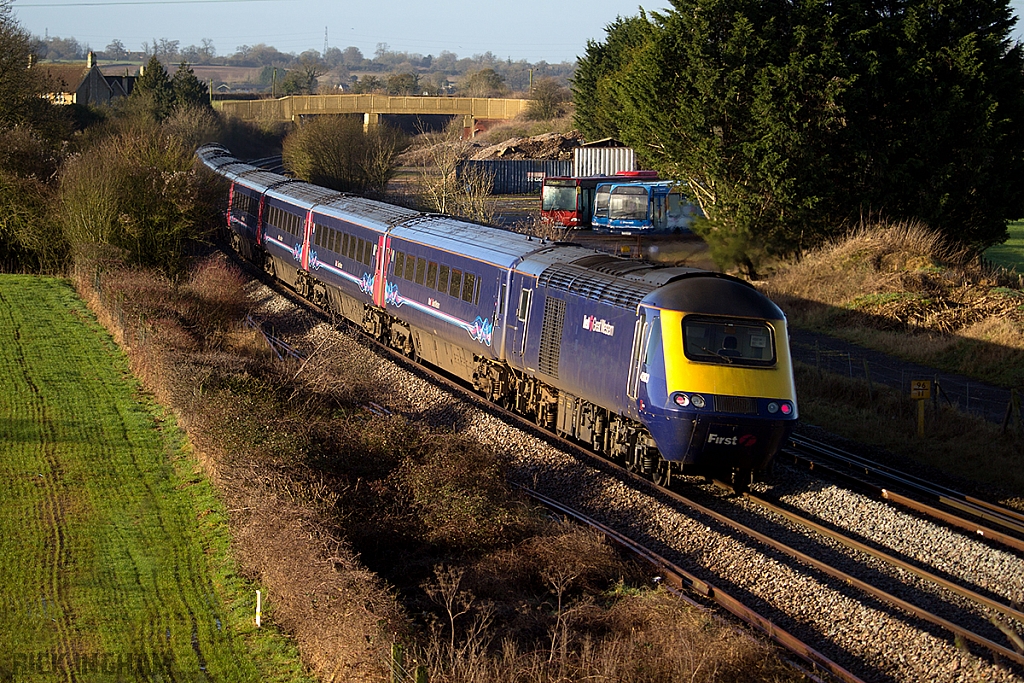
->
(243, 258, 1024, 682)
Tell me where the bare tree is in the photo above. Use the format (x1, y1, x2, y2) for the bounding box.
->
(418, 121, 496, 223)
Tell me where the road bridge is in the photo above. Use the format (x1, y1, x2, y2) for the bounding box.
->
(213, 94, 531, 136)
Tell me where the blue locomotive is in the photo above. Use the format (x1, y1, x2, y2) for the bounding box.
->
(198, 144, 798, 488)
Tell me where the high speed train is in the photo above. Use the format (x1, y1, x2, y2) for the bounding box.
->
(197, 144, 798, 488)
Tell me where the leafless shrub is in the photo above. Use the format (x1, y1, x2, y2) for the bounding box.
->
(412, 121, 497, 223)
(162, 103, 220, 150)
(508, 214, 576, 243)
(283, 115, 408, 195)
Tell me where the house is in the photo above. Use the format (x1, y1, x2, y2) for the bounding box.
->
(34, 52, 137, 106)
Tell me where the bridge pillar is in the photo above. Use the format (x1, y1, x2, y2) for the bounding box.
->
(363, 112, 380, 131)
(462, 114, 477, 139)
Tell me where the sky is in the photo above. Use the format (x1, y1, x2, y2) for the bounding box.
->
(9, 0, 672, 64)
(10, 0, 1024, 65)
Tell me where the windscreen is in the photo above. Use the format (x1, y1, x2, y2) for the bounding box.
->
(609, 186, 649, 221)
(542, 184, 578, 212)
(682, 316, 776, 367)
(594, 186, 610, 218)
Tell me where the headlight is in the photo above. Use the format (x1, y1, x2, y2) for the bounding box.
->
(767, 402, 779, 414)
(673, 393, 690, 407)
(691, 395, 706, 409)
(780, 402, 793, 415)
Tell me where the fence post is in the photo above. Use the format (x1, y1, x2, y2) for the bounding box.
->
(863, 360, 873, 402)
(391, 643, 405, 683)
(1013, 389, 1022, 438)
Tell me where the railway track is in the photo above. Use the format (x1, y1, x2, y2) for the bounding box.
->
(239, 252, 1024, 681)
(517, 485, 864, 683)
(783, 434, 1024, 554)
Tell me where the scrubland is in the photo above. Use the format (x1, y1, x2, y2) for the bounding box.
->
(764, 221, 1024, 502)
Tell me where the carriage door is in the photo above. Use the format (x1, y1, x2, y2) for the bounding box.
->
(373, 234, 390, 307)
(627, 309, 655, 403)
(510, 274, 535, 367)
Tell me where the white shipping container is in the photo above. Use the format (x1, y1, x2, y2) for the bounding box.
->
(573, 147, 637, 177)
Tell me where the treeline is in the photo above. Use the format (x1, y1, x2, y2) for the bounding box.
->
(35, 34, 575, 95)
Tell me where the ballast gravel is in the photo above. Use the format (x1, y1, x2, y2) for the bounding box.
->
(248, 281, 1024, 683)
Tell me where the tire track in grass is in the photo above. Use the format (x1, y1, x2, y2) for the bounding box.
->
(0, 284, 77, 682)
(2, 277, 311, 683)
(47, 279, 248, 679)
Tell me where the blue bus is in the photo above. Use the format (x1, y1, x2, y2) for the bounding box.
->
(591, 181, 701, 234)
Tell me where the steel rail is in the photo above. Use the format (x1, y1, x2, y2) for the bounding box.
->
(516, 485, 865, 683)
(791, 434, 1024, 531)
(743, 491, 1024, 626)
(648, 481, 1024, 668)
(786, 435, 1024, 550)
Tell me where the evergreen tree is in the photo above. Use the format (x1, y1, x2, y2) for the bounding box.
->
(171, 61, 210, 110)
(132, 55, 174, 120)
(571, 15, 654, 141)
(575, 0, 1024, 270)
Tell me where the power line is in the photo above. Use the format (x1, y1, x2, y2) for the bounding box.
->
(16, 0, 288, 6)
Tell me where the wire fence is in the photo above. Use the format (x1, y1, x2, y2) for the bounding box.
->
(789, 329, 1012, 425)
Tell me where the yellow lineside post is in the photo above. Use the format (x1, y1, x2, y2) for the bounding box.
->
(910, 380, 931, 438)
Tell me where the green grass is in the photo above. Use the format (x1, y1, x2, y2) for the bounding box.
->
(984, 220, 1024, 270)
(0, 276, 310, 682)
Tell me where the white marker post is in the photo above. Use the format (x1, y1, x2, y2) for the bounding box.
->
(256, 590, 262, 628)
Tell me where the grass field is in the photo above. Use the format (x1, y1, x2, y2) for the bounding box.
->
(0, 276, 310, 682)
(984, 220, 1024, 270)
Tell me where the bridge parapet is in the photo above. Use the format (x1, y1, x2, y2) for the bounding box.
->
(214, 95, 531, 135)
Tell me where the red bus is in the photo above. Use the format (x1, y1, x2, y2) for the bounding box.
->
(540, 171, 658, 227)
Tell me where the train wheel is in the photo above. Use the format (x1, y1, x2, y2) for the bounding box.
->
(651, 459, 672, 488)
(625, 441, 644, 474)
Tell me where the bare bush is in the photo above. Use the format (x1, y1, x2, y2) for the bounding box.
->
(282, 115, 408, 195)
(57, 128, 220, 277)
(413, 121, 497, 223)
(508, 214, 576, 243)
(162, 103, 220, 150)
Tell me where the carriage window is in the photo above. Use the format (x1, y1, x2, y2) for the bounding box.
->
(682, 316, 776, 367)
(393, 251, 405, 277)
(426, 262, 438, 289)
(347, 234, 356, 260)
(328, 230, 337, 253)
(363, 240, 374, 266)
(438, 265, 450, 293)
(449, 269, 462, 299)
(404, 253, 416, 280)
(415, 257, 426, 284)
(517, 288, 532, 322)
(462, 272, 475, 303)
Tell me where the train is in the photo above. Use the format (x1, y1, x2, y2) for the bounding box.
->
(196, 144, 798, 489)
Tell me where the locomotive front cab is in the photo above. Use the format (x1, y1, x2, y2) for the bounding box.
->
(633, 276, 798, 479)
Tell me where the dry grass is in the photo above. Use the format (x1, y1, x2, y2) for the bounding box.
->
(793, 363, 1024, 501)
(766, 220, 1024, 386)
